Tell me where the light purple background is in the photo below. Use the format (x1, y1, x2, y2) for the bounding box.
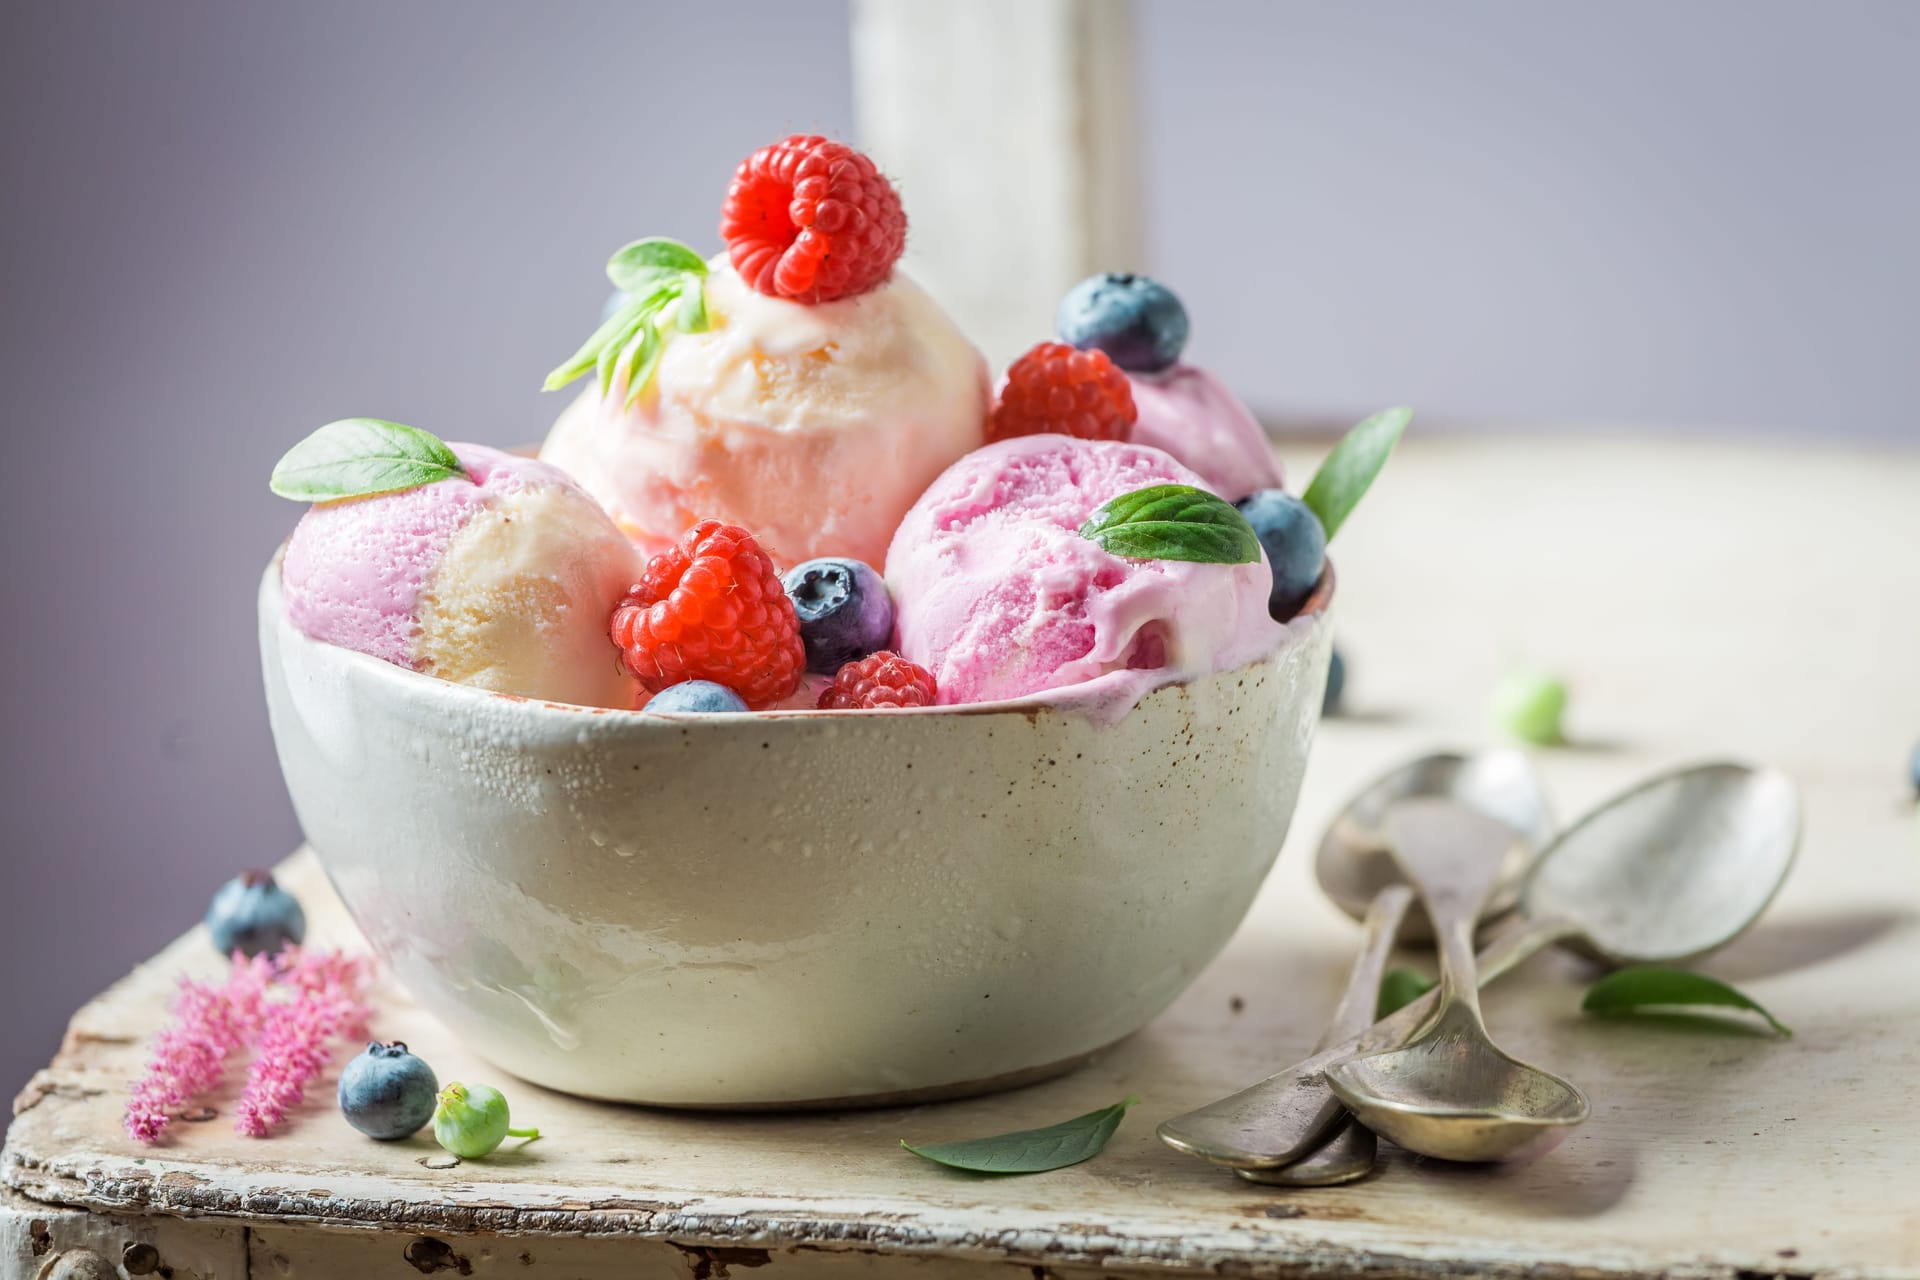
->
(1, 1, 1914, 1096)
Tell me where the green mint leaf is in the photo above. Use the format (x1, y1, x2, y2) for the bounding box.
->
(1301, 406, 1411, 541)
(623, 326, 666, 409)
(675, 278, 707, 333)
(546, 240, 712, 400)
(1376, 966, 1437, 1020)
(548, 300, 645, 393)
(606, 236, 708, 290)
(269, 419, 465, 502)
(902, 1096, 1139, 1174)
(1582, 966, 1791, 1036)
(1079, 485, 1261, 565)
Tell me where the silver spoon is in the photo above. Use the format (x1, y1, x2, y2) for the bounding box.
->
(1158, 761, 1800, 1169)
(1236, 884, 1415, 1187)
(1323, 799, 1589, 1162)
(1316, 749, 1553, 941)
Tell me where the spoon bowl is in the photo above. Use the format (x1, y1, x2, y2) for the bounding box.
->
(1523, 761, 1801, 965)
(1316, 749, 1553, 940)
(1324, 1002, 1590, 1163)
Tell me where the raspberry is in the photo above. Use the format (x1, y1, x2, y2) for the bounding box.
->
(988, 342, 1136, 445)
(610, 521, 805, 710)
(816, 651, 938, 710)
(720, 134, 907, 304)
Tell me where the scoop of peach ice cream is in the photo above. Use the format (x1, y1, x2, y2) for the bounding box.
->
(540, 262, 989, 568)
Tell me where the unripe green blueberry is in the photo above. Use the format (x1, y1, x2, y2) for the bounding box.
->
(432, 1082, 538, 1158)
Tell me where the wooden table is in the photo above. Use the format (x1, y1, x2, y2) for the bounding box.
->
(7, 435, 1918, 1279)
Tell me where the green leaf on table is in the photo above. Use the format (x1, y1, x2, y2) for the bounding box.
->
(902, 1096, 1140, 1174)
(1078, 485, 1261, 565)
(546, 236, 711, 400)
(1376, 966, 1437, 1020)
(1300, 407, 1411, 541)
(269, 419, 466, 502)
(1582, 966, 1791, 1036)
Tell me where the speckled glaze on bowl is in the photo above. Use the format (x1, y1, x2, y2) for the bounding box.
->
(259, 561, 1333, 1107)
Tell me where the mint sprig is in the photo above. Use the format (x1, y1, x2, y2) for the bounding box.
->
(902, 1096, 1139, 1174)
(1302, 407, 1411, 541)
(269, 419, 466, 502)
(1582, 966, 1791, 1036)
(544, 237, 712, 407)
(1079, 485, 1261, 565)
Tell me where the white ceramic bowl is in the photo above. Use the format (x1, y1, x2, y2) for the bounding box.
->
(259, 561, 1333, 1107)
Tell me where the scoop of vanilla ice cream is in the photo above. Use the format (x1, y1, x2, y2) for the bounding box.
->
(414, 479, 642, 706)
(282, 445, 643, 708)
(540, 262, 989, 568)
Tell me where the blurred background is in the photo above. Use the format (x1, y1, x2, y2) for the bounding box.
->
(0, 0, 1914, 1095)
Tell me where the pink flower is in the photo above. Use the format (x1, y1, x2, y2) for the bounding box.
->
(233, 947, 372, 1138)
(125, 953, 273, 1144)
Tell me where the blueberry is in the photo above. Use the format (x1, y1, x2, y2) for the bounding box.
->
(1908, 739, 1919, 796)
(432, 1081, 538, 1158)
(1234, 489, 1327, 620)
(1056, 273, 1190, 373)
(1323, 647, 1347, 716)
(646, 680, 749, 714)
(338, 1041, 439, 1140)
(782, 558, 894, 674)
(204, 870, 306, 958)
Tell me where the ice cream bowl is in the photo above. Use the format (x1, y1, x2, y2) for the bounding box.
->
(259, 558, 1334, 1108)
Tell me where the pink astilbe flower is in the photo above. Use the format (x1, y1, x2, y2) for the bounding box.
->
(233, 946, 372, 1138)
(125, 952, 274, 1144)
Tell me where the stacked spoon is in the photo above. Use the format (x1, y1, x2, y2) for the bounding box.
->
(1159, 753, 1800, 1184)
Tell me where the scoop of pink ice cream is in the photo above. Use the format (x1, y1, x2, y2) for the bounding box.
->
(886, 435, 1284, 706)
(281, 445, 644, 708)
(1126, 364, 1281, 502)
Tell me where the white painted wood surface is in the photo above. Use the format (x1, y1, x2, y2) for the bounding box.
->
(852, 0, 1141, 370)
(7, 435, 1920, 1279)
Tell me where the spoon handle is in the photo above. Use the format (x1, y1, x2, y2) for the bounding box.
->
(1155, 912, 1584, 1168)
(1317, 884, 1415, 1051)
(1248, 884, 1415, 1188)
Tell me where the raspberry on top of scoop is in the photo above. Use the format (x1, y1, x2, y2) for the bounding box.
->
(817, 652, 938, 710)
(988, 342, 1137, 445)
(611, 521, 805, 710)
(720, 135, 908, 304)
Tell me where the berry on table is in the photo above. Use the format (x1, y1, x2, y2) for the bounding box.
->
(1493, 669, 1569, 746)
(338, 1041, 439, 1140)
(988, 342, 1137, 445)
(1234, 489, 1327, 621)
(610, 520, 805, 710)
(782, 557, 894, 674)
(721, 134, 907, 304)
(1323, 646, 1347, 716)
(1909, 739, 1920, 796)
(645, 680, 750, 714)
(1056, 272, 1190, 373)
(204, 870, 306, 958)
(431, 1081, 538, 1159)
(817, 651, 938, 709)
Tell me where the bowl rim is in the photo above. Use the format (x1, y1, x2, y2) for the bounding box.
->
(261, 553, 1333, 724)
